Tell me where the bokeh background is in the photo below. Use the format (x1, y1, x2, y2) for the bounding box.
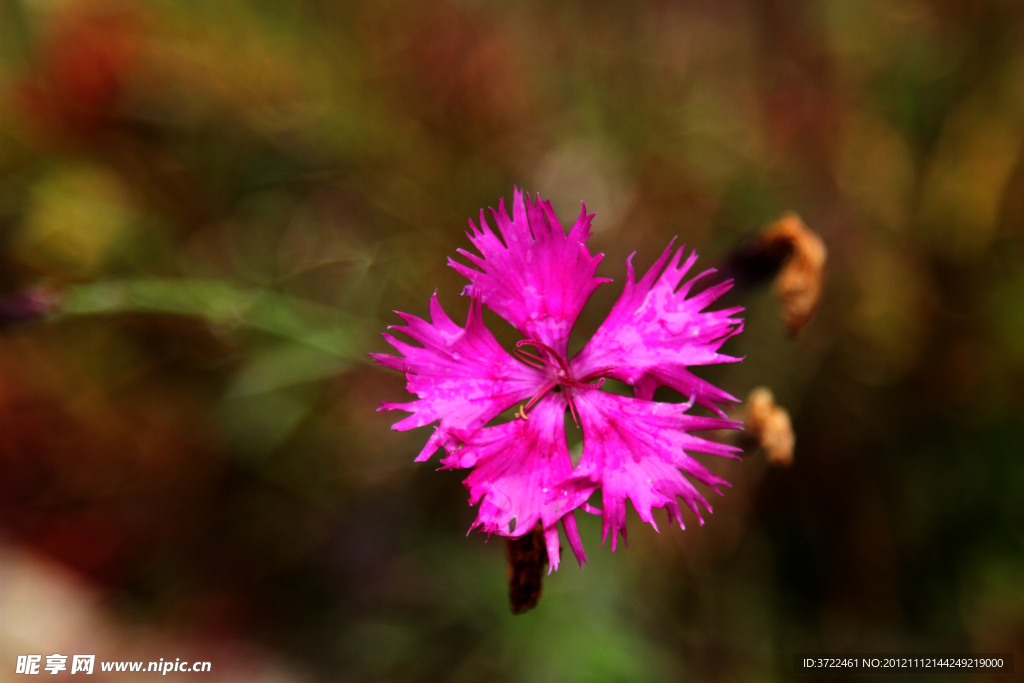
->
(0, 0, 1022, 681)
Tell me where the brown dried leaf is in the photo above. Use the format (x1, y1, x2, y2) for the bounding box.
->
(506, 524, 547, 615)
(762, 213, 827, 336)
(744, 386, 795, 467)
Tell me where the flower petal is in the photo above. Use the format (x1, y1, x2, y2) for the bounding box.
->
(449, 188, 610, 357)
(371, 292, 544, 461)
(444, 393, 586, 571)
(571, 241, 744, 415)
(555, 391, 741, 552)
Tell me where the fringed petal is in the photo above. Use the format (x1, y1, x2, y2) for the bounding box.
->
(445, 394, 585, 571)
(571, 241, 744, 415)
(449, 188, 610, 357)
(371, 292, 545, 461)
(555, 391, 741, 552)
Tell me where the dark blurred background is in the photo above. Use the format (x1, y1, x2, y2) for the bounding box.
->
(0, 0, 1022, 681)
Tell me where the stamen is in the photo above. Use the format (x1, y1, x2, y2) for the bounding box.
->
(579, 367, 615, 384)
(516, 340, 572, 376)
(514, 348, 548, 370)
(516, 350, 547, 364)
(566, 394, 580, 427)
(515, 339, 606, 424)
(523, 379, 558, 412)
(561, 377, 605, 391)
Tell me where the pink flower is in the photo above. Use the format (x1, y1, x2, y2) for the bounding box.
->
(373, 189, 743, 571)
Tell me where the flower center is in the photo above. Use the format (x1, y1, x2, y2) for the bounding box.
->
(514, 339, 608, 425)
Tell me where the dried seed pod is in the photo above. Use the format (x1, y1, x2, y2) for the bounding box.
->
(743, 386, 795, 467)
(713, 212, 826, 336)
(506, 524, 547, 614)
(762, 213, 827, 336)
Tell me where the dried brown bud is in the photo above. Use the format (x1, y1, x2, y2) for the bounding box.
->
(506, 524, 547, 614)
(743, 386, 795, 467)
(762, 213, 827, 336)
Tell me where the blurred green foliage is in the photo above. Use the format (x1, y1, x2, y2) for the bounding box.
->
(0, 0, 1023, 681)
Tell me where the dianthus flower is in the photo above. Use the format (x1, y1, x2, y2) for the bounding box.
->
(373, 189, 743, 571)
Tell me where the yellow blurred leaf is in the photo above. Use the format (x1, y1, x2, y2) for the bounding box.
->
(14, 163, 137, 278)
